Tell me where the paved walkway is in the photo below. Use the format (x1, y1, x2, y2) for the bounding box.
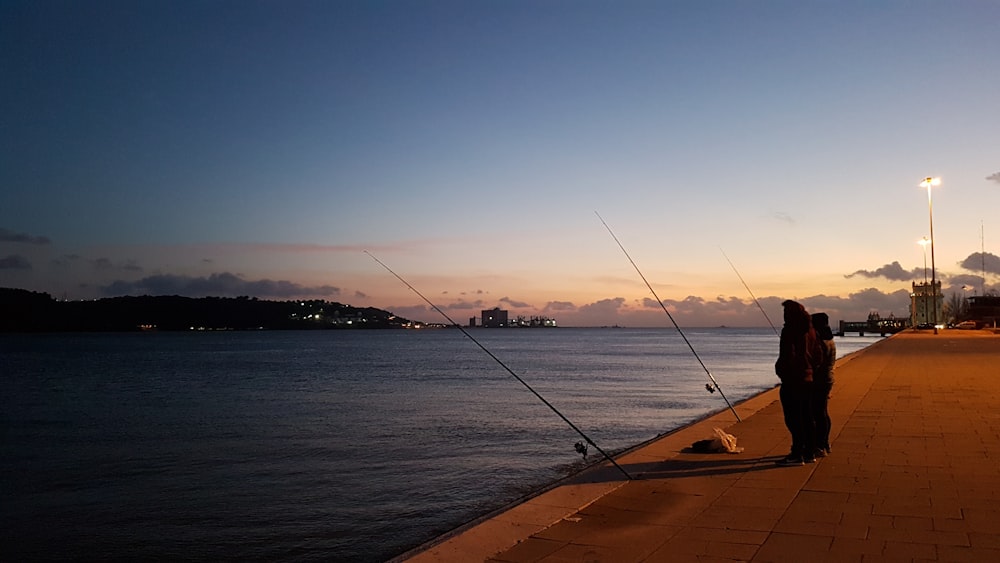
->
(403, 329, 1000, 562)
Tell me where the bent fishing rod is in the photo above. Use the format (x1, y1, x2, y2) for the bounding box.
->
(364, 250, 633, 481)
(594, 212, 741, 422)
(719, 247, 779, 335)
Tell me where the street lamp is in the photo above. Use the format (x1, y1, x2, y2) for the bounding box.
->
(917, 237, 930, 327)
(917, 237, 929, 284)
(919, 177, 941, 332)
(962, 285, 972, 322)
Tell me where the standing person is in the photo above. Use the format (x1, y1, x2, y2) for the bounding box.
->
(811, 312, 836, 457)
(774, 300, 824, 465)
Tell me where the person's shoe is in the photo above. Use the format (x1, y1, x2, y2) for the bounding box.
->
(804, 455, 817, 463)
(814, 448, 828, 458)
(776, 455, 804, 466)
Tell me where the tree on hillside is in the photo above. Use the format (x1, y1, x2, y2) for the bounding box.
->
(944, 292, 970, 324)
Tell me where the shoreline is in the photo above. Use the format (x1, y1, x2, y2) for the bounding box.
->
(394, 336, 891, 561)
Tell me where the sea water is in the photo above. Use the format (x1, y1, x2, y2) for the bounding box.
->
(0, 328, 880, 561)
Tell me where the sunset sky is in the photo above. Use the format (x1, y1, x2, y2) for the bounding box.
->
(2, 1, 999, 327)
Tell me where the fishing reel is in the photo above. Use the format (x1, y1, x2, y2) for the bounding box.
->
(574, 441, 589, 459)
(705, 383, 716, 394)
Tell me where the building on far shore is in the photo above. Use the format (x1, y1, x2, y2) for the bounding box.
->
(910, 281, 943, 326)
(511, 315, 557, 327)
(481, 307, 508, 328)
(478, 308, 556, 328)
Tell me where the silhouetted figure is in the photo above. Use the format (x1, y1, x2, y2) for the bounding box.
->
(811, 312, 836, 457)
(774, 300, 824, 466)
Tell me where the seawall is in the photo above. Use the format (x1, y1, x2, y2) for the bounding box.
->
(400, 329, 1000, 562)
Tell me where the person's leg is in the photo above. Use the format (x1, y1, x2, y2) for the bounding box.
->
(779, 384, 800, 457)
(799, 382, 817, 461)
(816, 382, 832, 452)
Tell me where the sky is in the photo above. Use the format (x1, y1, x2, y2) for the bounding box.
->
(2, 0, 999, 327)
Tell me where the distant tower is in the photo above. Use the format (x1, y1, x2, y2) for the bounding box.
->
(481, 307, 508, 328)
(910, 281, 942, 326)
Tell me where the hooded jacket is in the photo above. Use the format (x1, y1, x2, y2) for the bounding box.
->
(775, 300, 824, 384)
(811, 312, 836, 385)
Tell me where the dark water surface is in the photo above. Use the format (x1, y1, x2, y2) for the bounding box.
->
(1, 328, 880, 561)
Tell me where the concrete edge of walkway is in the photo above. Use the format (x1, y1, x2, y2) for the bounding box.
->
(397, 337, 890, 563)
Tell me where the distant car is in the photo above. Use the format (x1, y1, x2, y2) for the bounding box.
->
(915, 323, 935, 330)
(956, 321, 978, 330)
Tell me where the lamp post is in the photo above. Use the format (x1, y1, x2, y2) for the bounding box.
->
(917, 237, 930, 326)
(918, 237, 929, 284)
(919, 177, 941, 333)
(962, 285, 972, 323)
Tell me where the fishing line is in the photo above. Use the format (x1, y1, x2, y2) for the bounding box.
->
(720, 247, 779, 335)
(594, 212, 741, 422)
(364, 250, 633, 481)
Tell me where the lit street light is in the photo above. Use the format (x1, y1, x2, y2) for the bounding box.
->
(919, 177, 941, 332)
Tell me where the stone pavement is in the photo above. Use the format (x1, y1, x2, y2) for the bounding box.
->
(403, 329, 1000, 562)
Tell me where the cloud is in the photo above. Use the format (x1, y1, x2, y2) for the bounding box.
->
(563, 297, 627, 327)
(543, 301, 576, 312)
(52, 254, 81, 267)
(88, 257, 144, 272)
(959, 252, 1000, 276)
(577, 297, 626, 315)
(0, 254, 32, 269)
(655, 295, 764, 324)
(845, 261, 922, 282)
(538, 287, 917, 328)
(986, 171, 1000, 184)
(438, 299, 486, 311)
(947, 274, 988, 292)
(99, 272, 341, 298)
(796, 288, 913, 323)
(499, 296, 531, 308)
(806, 288, 904, 310)
(0, 228, 51, 245)
(355, 290, 369, 299)
(771, 211, 795, 225)
(641, 297, 663, 309)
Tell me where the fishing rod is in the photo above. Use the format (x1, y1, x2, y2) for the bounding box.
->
(364, 250, 633, 481)
(719, 247, 779, 335)
(594, 212, 741, 422)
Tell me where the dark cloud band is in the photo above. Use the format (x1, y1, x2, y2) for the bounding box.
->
(0, 228, 51, 245)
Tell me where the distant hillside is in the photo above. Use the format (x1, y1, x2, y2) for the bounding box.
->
(0, 288, 419, 332)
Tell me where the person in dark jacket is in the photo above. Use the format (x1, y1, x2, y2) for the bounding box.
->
(810, 312, 836, 457)
(775, 300, 825, 465)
